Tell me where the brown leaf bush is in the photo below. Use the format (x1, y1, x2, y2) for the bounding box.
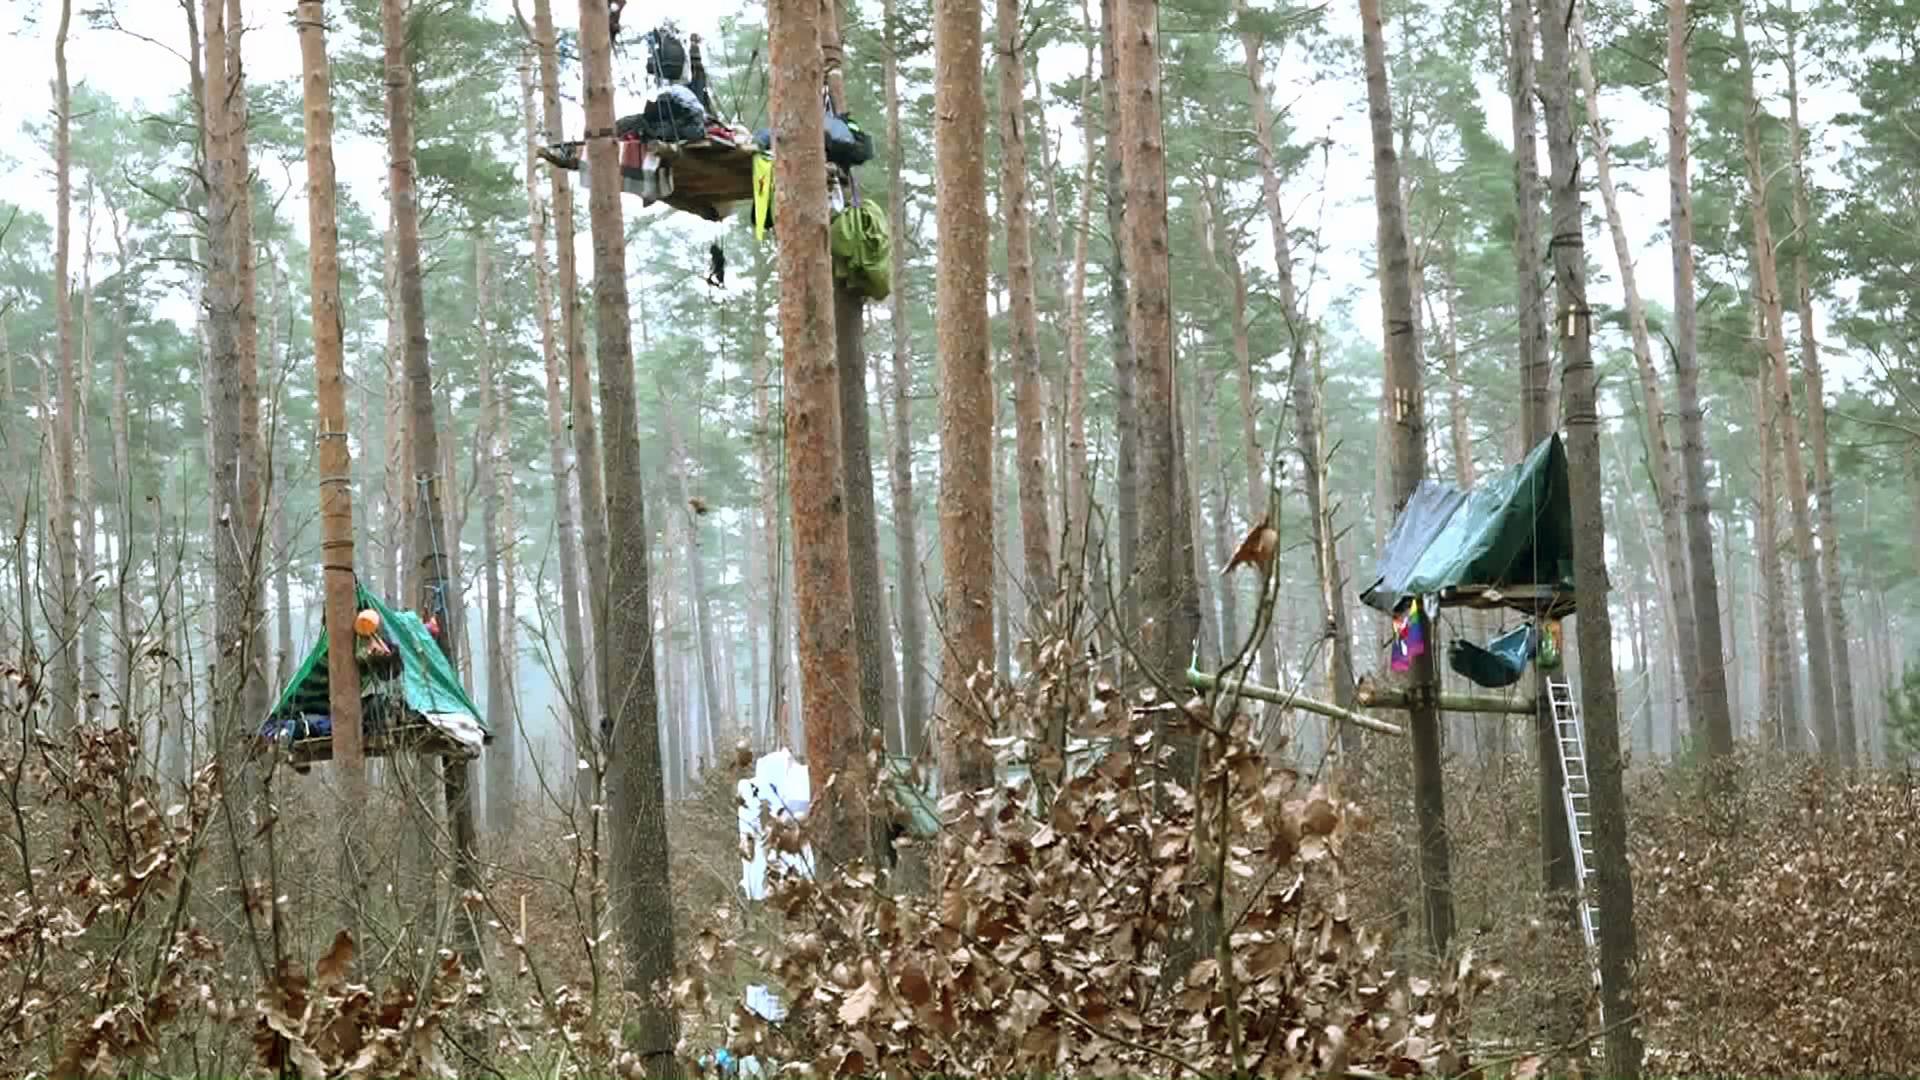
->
(1632, 756, 1920, 1076)
(674, 639, 1499, 1078)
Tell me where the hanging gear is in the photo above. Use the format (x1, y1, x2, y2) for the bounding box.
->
(645, 24, 688, 82)
(830, 202, 891, 301)
(707, 241, 727, 288)
(608, 0, 628, 41)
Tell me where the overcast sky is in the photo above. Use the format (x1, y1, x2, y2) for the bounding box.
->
(0, 0, 1868, 394)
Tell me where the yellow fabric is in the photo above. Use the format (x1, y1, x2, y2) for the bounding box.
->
(752, 154, 774, 241)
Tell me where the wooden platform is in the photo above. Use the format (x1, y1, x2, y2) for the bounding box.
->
(276, 722, 476, 770)
(1437, 582, 1576, 618)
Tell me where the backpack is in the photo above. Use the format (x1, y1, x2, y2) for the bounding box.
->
(824, 111, 875, 167)
(830, 204, 891, 301)
(646, 28, 688, 82)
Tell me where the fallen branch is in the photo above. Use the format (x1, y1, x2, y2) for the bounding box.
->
(1354, 685, 1538, 715)
(1185, 667, 1406, 737)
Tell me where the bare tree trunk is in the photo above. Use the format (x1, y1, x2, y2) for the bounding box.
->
(224, 0, 270, 736)
(1783, 12, 1856, 765)
(769, 0, 870, 866)
(882, 0, 928, 757)
(996, 0, 1057, 618)
(77, 192, 98, 706)
(1358, 0, 1452, 956)
(750, 240, 792, 750)
(520, 45, 593, 805)
(1539, 5, 1640, 1068)
(296, 0, 369, 929)
(382, 0, 481, 971)
(382, 223, 407, 602)
(50, 0, 80, 732)
(1734, 3, 1838, 760)
(576, 0, 677, 1051)
(661, 406, 727, 757)
(1667, 0, 1737, 781)
(935, 0, 997, 792)
(1573, 12, 1700, 736)
(1510, 0, 1576, 909)
(106, 201, 136, 713)
(1756, 374, 1798, 750)
(1099, 0, 1137, 631)
(479, 234, 516, 838)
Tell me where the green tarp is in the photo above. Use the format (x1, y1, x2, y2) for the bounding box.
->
(1360, 434, 1576, 615)
(264, 586, 487, 740)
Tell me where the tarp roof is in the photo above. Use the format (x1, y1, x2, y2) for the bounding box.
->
(267, 586, 488, 737)
(1360, 434, 1577, 617)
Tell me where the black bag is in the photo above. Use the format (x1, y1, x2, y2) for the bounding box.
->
(824, 111, 874, 167)
(646, 28, 688, 82)
(619, 85, 707, 143)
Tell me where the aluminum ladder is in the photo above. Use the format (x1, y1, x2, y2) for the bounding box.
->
(1548, 676, 1604, 1011)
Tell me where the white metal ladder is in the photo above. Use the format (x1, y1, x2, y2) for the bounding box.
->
(1549, 676, 1604, 1008)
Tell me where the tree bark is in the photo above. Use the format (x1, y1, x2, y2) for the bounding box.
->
(935, 0, 997, 793)
(818, 0, 903, 782)
(1734, 3, 1839, 760)
(1100, 0, 1137, 632)
(1115, 0, 1192, 691)
(296, 0, 369, 928)
(520, 43, 594, 807)
(661, 405, 728, 759)
(1358, 0, 1453, 957)
(882, 0, 928, 757)
(382, 222, 408, 602)
(1667, 0, 1738, 780)
(1783, 11, 1856, 765)
(996, 0, 1057, 620)
(50, 0, 80, 732)
(533, 0, 610, 741)
(1756, 372, 1800, 749)
(1540, 5, 1641, 1070)
(768, 0, 871, 867)
(577, 0, 677, 1048)
(479, 235, 517, 838)
(1062, 0, 1098, 624)
(750, 240, 792, 750)
(381, 0, 481, 973)
(1572, 9, 1700, 736)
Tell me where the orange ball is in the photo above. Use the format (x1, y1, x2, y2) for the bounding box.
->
(354, 609, 381, 637)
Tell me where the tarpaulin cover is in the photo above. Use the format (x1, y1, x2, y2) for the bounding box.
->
(1360, 434, 1575, 614)
(265, 586, 488, 740)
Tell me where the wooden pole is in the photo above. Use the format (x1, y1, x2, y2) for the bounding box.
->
(1186, 667, 1407, 737)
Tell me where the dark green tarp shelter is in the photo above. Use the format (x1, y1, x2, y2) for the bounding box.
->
(261, 586, 488, 765)
(1360, 434, 1576, 617)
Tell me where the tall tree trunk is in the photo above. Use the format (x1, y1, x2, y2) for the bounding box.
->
(1358, 0, 1452, 956)
(382, 0, 481, 972)
(1572, 10, 1700, 733)
(662, 406, 727, 759)
(296, 0, 369, 927)
(533, 0, 610, 739)
(520, 45, 594, 806)
(224, 0, 270, 735)
(1783, 12, 1856, 765)
(577, 0, 677, 1047)
(819, 2, 903, 780)
(106, 202, 136, 713)
(1756, 374, 1799, 749)
(750, 241, 792, 750)
(770, 0, 870, 867)
(1540, 5, 1641, 1068)
(882, 0, 928, 757)
(271, 274, 297, 690)
(479, 235, 517, 838)
(1232, 11, 1351, 730)
(77, 193, 98, 706)
(1667, 0, 1737, 779)
(50, 0, 80, 732)
(997, 0, 1057, 618)
(1062, 0, 1098, 617)
(578, 0, 677, 1051)
(1734, 3, 1838, 760)
(1115, 0, 1193, 688)
(382, 222, 408, 602)
(1507, 0, 1578, 912)
(1100, 0, 1137, 632)
(935, 0, 997, 792)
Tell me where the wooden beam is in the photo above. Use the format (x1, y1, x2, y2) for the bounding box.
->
(1354, 685, 1539, 715)
(1186, 668, 1407, 737)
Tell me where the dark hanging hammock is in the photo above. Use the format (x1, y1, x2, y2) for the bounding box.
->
(1448, 623, 1538, 690)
